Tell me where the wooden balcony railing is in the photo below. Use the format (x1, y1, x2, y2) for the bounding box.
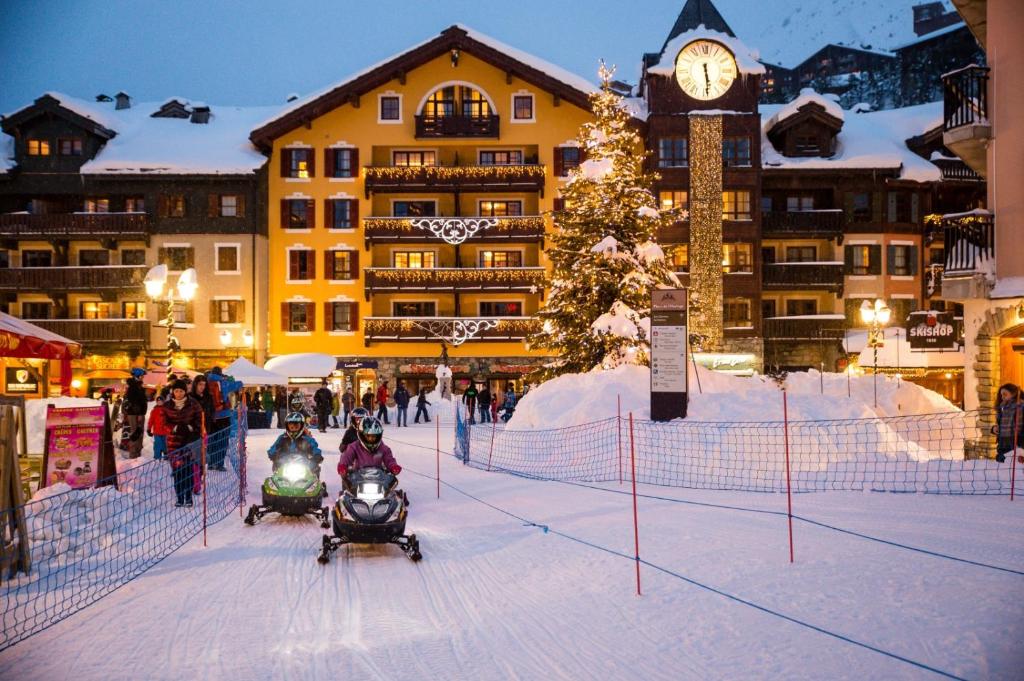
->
(0, 212, 150, 240)
(943, 211, 994, 274)
(414, 114, 499, 138)
(763, 316, 847, 341)
(364, 317, 539, 342)
(0, 266, 147, 291)
(363, 165, 546, 195)
(362, 216, 546, 244)
(932, 158, 984, 182)
(761, 210, 844, 238)
(943, 65, 990, 132)
(24, 318, 150, 344)
(762, 262, 844, 291)
(363, 267, 545, 299)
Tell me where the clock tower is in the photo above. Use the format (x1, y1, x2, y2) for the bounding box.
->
(640, 0, 764, 363)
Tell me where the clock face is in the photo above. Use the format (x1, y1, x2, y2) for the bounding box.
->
(674, 40, 737, 101)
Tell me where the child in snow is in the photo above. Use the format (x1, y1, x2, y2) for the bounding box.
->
(163, 379, 203, 507)
(269, 412, 323, 472)
(414, 388, 431, 424)
(339, 407, 370, 452)
(338, 416, 401, 483)
(991, 383, 1024, 462)
(146, 395, 170, 460)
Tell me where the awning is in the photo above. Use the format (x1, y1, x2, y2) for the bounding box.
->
(224, 357, 289, 386)
(0, 311, 82, 395)
(264, 353, 337, 378)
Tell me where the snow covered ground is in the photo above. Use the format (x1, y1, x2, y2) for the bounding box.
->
(2, 422, 1022, 680)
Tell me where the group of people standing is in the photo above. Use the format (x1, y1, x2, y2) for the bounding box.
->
(462, 382, 518, 425)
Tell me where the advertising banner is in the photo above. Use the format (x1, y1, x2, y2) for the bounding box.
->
(41, 405, 117, 491)
(906, 311, 959, 350)
(4, 367, 39, 393)
(650, 289, 688, 421)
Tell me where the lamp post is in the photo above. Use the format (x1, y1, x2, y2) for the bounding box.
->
(219, 329, 255, 358)
(145, 265, 199, 368)
(860, 298, 891, 408)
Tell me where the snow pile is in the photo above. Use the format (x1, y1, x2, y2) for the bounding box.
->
(25, 397, 103, 454)
(764, 88, 845, 131)
(634, 241, 665, 265)
(590, 235, 620, 257)
(591, 301, 642, 340)
(575, 157, 614, 181)
(637, 206, 660, 220)
(647, 26, 766, 77)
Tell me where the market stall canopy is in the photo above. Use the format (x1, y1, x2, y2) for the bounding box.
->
(846, 328, 965, 368)
(224, 357, 289, 386)
(0, 311, 81, 395)
(263, 353, 336, 379)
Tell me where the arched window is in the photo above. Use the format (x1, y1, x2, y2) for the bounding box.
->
(422, 84, 492, 119)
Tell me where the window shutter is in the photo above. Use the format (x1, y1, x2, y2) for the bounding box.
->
(157, 195, 169, 218)
(308, 250, 316, 280)
(208, 193, 219, 218)
(184, 302, 194, 324)
(324, 250, 334, 280)
(281, 302, 290, 331)
(872, 192, 883, 223)
(348, 302, 359, 332)
(236, 194, 246, 219)
(553, 147, 563, 177)
(289, 252, 299, 280)
(185, 248, 195, 269)
(578, 146, 588, 163)
(887, 192, 897, 223)
(307, 148, 316, 178)
(324, 302, 333, 330)
(909, 245, 919, 276)
(553, 197, 565, 212)
(349, 199, 359, 229)
(843, 192, 854, 221)
(307, 199, 316, 229)
(325, 148, 335, 177)
(910, 194, 919, 224)
(868, 245, 882, 275)
(158, 247, 168, 266)
(306, 302, 316, 331)
(886, 245, 896, 274)
(350, 147, 359, 177)
(280, 199, 290, 229)
(280, 149, 290, 177)
(209, 300, 218, 323)
(350, 249, 360, 279)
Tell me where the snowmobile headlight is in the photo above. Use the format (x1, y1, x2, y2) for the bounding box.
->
(356, 482, 384, 502)
(282, 461, 308, 483)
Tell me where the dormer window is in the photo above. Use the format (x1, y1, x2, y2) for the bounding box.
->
(794, 135, 820, 155)
(27, 139, 50, 156)
(423, 85, 491, 119)
(58, 138, 83, 156)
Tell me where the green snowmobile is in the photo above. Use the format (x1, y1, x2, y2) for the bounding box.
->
(245, 413, 329, 526)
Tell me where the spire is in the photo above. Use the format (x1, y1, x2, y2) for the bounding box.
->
(662, 0, 736, 53)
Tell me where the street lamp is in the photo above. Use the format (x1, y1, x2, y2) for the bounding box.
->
(219, 329, 255, 357)
(860, 298, 891, 408)
(146, 264, 199, 365)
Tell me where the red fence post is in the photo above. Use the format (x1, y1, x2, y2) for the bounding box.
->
(436, 414, 441, 499)
(617, 394, 623, 485)
(202, 417, 208, 549)
(782, 390, 794, 563)
(628, 412, 641, 596)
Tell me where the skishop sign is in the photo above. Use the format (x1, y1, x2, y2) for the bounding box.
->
(650, 289, 688, 421)
(906, 311, 958, 350)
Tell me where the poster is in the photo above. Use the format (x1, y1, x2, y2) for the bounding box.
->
(5, 366, 39, 393)
(650, 289, 688, 421)
(41, 405, 117, 491)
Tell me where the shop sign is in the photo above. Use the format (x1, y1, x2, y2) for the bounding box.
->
(336, 360, 379, 370)
(400, 363, 470, 375)
(650, 289, 688, 421)
(5, 367, 39, 393)
(906, 311, 958, 350)
(692, 353, 759, 375)
(41, 405, 117, 491)
(491, 364, 533, 374)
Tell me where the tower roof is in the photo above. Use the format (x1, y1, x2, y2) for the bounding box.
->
(662, 0, 735, 52)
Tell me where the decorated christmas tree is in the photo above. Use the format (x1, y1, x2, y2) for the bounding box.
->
(530, 63, 681, 380)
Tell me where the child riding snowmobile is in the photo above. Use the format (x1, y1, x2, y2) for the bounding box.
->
(339, 406, 370, 452)
(318, 416, 421, 562)
(245, 412, 329, 526)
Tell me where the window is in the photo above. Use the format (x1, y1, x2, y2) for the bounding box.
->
(393, 301, 436, 317)
(0, 250, 8, 268)
(668, 244, 688, 271)
(81, 302, 115, 319)
(659, 190, 688, 212)
(392, 201, 435, 217)
(288, 249, 315, 280)
(423, 85, 491, 118)
(888, 245, 914, 276)
(283, 148, 313, 178)
(285, 302, 312, 332)
(171, 301, 194, 325)
(761, 196, 774, 213)
(78, 250, 110, 266)
(722, 243, 753, 273)
(215, 194, 243, 218)
(393, 150, 436, 167)
(785, 246, 817, 262)
(393, 251, 435, 269)
(480, 301, 523, 316)
(216, 244, 240, 273)
(27, 139, 50, 156)
(887, 192, 918, 224)
(330, 199, 357, 228)
(122, 301, 147, 319)
(794, 135, 820, 155)
(479, 200, 522, 217)
(722, 137, 751, 166)
(379, 96, 401, 121)
(786, 196, 814, 212)
(125, 196, 146, 213)
(121, 249, 146, 266)
(512, 95, 534, 121)
(722, 191, 751, 220)
(554, 147, 581, 176)
(929, 248, 945, 266)
(84, 198, 109, 213)
(851, 192, 871, 222)
(786, 299, 818, 316)
(211, 299, 243, 324)
(846, 244, 882, 275)
(22, 250, 53, 267)
(159, 246, 193, 272)
(657, 138, 688, 168)
(762, 246, 776, 264)
(330, 148, 356, 178)
(761, 299, 777, 318)
(327, 250, 357, 280)
(21, 302, 52, 319)
(480, 251, 522, 268)
(58, 138, 83, 156)
(724, 297, 752, 326)
(160, 194, 186, 218)
(889, 298, 918, 324)
(328, 302, 357, 331)
(480, 150, 523, 165)
(282, 199, 312, 229)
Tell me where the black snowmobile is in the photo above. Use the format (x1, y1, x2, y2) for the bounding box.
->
(317, 466, 421, 562)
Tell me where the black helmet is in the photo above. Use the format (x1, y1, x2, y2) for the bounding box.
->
(357, 416, 384, 452)
(349, 407, 369, 429)
(285, 412, 305, 428)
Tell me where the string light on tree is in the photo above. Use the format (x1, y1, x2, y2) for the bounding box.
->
(688, 113, 724, 351)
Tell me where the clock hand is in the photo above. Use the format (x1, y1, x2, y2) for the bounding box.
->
(703, 62, 710, 95)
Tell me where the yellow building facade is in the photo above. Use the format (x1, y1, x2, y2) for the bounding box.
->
(251, 26, 595, 394)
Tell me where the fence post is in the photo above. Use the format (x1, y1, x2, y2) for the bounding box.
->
(436, 414, 441, 499)
(628, 412, 641, 596)
(617, 394, 623, 485)
(487, 410, 497, 472)
(783, 390, 794, 563)
(1011, 396, 1019, 502)
(238, 401, 245, 517)
(202, 416, 208, 549)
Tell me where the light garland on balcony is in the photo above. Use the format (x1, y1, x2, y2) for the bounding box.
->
(689, 114, 724, 351)
(409, 218, 497, 244)
(365, 317, 541, 344)
(363, 165, 547, 183)
(367, 268, 546, 285)
(363, 216, 545, 236)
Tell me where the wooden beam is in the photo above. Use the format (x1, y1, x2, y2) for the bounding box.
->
(506, 70, 514, 85)
(349, 93, 360, 109)
(396, 70, 406, 85)
(553, 93, 561, 107)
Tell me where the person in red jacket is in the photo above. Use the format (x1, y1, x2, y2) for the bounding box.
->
(163, 379, 204, 506)
(146, 395, 171, 460)
(338, 416, 401, 482)
(375, 380, 391, 424)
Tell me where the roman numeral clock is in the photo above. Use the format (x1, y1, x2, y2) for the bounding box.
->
(674, 39, 737, 100)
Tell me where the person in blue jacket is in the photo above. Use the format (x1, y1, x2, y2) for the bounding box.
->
(269, 412, 323, 473)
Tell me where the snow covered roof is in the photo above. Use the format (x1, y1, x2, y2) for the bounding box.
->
(646, 25, 765, 77)
(263, 353, 337, 378)
(892, 21, 967, 50)
(846, 328, 965, 369)
(764, 88, 844, 132)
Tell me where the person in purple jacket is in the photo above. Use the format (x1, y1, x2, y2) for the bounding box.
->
(337, 416, 402, 484)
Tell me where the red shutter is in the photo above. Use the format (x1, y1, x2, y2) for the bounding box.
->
(324, 302, 333, 330)
(280, 199, 290, 229)
(307, 199, 316, 229)
(309, 249, 316, 280)
(208, 193, 219, 217)
(281, 302, 291, 331)
(553, 198, 565, 212)
(349, 147, 359, 178)
(306, 302, 316, 331)
(288, 251, 298, 280)
(324, 199, 333, 229)
(348, 302, 359, 332)
(157, 195, 169, 218)
(324, 250, 334, 280)
(325, 148, 335, 178)
(349, 199, 359, 229)
(578, 146, 588, 163)
(553, 147, 563, 177)
(350, 249, 360, 279)
(236, 194, 246, 219)
(307, 148, 316, 178)
(280, 149, 290, 177)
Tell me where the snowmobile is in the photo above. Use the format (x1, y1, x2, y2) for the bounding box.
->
(244, 453, 329, 527)
(317, 466, 421, 563)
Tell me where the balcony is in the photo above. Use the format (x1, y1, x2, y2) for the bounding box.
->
(362, 216, 546, 245)
(926, 264, 944, 298)
(940, 211, 993, 300)
(364, 317, 539, 343)
(363, 165, 546, 196)
(0, 212, 150, 242)
(414, 114, 499, 138)
(763, 316, 847, 342)
(0, 266, 147, 292)
(363, 267, 545, 299)
(942, 65, 990, 178)
(25, 319, 150, 345)
(761, 210, 844, 239)
(931, 158, 984, 182)
(762, 262, 844, 292)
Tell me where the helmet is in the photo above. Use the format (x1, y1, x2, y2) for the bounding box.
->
(285, 412, 306, 428)
(130, 367, 146, 379)
(349, 407, 369, 429)
(357, 416, 384, 452)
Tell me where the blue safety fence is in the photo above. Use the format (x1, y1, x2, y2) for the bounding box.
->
(1, 413, 247, 650)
